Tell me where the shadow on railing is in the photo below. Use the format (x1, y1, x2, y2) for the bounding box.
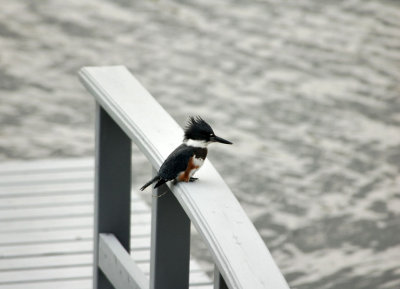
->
(79, 66, 290, 289)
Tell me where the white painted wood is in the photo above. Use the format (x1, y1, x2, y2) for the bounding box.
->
(0, 240, 94, 258)
(188, 272, 213, 286)
(0, 191, 140, 209)
(0, 189, 139, 205)
(98, 233, 149, 289)
(0, 220, 150, 246)
(0, 272, 210, 289)
(0, 213, 151, 233)
(0, 158, 212, 289)
(0, 228, 93, 245)
(0, 252, 202, 276)
(0, 278, 211, 289)
(0, 266, 92, 284)
(0, 227, 149, 246)
(0, 204, 94, 220)
(0, 193, 94, 208)
(0, 158, 93, 175)
(0, 216, 94, 232)
(0, 253, 93, 271)
(0, 279, 91, 289)
(190, 284, 213, 289)
(0, 238, 152, 258)
(0, 193, 138, 208)
(0, 240, 151, 261)
(0, 182, 93, 196)
(137, 260, 209, 275)
(80, 66, 290, 289)
(0, 171, 93, 186)
(0, 201, 148, 220)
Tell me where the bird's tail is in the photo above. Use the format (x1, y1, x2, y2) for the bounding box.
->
(140, 175, 161, 191)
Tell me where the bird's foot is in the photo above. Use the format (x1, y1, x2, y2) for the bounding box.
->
(189, 177, 198, 182)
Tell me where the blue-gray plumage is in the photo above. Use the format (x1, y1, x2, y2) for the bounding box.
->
(140, 116, 232, 191)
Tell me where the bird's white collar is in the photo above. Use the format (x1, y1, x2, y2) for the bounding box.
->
(185, 139, 209, 148)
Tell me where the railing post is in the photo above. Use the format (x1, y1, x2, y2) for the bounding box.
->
(150, 171, 191, 289)
(214, 266, 229, 289)
(93, 105, 132, 289)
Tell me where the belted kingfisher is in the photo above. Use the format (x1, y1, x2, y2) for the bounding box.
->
(140, 116, 232, 191)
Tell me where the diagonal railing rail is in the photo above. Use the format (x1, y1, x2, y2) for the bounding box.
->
(79, 65, 290, 289)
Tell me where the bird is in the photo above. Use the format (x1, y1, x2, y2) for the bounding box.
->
(140, 116, 232, 191)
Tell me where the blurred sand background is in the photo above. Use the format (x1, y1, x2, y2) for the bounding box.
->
(1, 1, 400, 288)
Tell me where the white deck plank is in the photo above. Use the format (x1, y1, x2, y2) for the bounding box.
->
(0, 216, 94, 232)
(0, 158, 212, 288)
(0, 182, 93, 197)
(0, 279, 92, 289)
(0, 226, 150, 245)
(0, 228, 93, 245)
(0, 193, 94, 208)
(80, 65, 289, 289)
(0, 266, 93, 284)
(0, 267, 210, 289)
(0, 214, 151, 233)
(0, 204, 95, 220)
(0, 232, 150, 248)
(0, 252, 201, 273)
(0, 171, 93, 187)
(0, 278, 212, 289)
(0, 253, 93, 271)
(0, 202, 149, 220)
(0, 240, 94, 258)
(0, 158, 93, 175)
(0, 238, 153, 259)
(0, 192, 139, 208)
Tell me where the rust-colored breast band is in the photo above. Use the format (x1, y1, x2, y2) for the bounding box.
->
(178, 156, 199, 182)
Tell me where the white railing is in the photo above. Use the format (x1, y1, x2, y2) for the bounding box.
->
(79, 65, 290, 289)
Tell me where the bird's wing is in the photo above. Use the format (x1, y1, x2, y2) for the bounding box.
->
(158, 144, 194, 180)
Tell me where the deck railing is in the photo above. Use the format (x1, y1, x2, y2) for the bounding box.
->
(79, 66, 290, 289)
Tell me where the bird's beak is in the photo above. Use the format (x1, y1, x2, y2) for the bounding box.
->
(211, 135, 233, 145)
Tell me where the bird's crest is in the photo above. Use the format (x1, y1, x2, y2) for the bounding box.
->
(184, 116, 213, 140)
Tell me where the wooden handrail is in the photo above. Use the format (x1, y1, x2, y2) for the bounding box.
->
(79, 65, 289, 289)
